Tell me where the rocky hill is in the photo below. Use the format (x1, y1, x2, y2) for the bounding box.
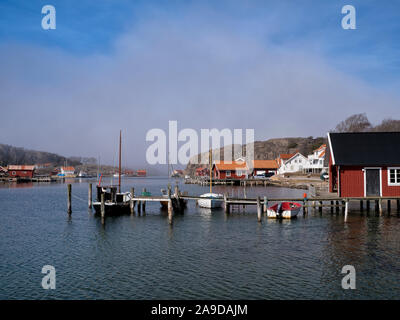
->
(0, 143, 82, 166)
(185, 136, 328, 175)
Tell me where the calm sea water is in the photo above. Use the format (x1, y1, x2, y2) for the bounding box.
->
(0, 177, 399, 300)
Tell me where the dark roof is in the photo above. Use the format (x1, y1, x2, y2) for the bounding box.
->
(328, 132, 400, 166)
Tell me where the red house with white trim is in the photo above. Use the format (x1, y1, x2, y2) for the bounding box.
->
(7, 165, 35, 178)
(195, 167, 209, 176)
(328, 132, 400, 197)
(137, 169, 147, 177)
(0, 166, 7, 176)
(213, 160, 249, 179)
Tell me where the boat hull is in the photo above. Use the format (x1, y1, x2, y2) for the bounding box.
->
(160, 200, 169, 209)
(198, 198, 223, 208)
(198, 193, 223, 209)
(160, 198, 188, 209)
(267, 202, 301, 219)
(93, 202, 132, 215)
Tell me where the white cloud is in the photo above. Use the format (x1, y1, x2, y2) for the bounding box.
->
(0, 7, 399, 166)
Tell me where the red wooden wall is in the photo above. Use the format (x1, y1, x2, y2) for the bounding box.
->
(9, 170, 34, 178)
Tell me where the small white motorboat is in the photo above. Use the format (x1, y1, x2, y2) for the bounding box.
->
(198, 193, 223, 209)
(113, 173, 125, 178)
(267, 202, 302, 219)
(197, 149, 223, 209)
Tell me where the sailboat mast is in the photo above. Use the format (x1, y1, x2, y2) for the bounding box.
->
(97, 156, 100, 182)
(118, 130, 122, 193)
(209, 149, 212, 193)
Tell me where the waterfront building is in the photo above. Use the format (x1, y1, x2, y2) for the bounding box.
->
(252, 160, 279, 177)
(137, 169, 147, 177)
(213, 160, 249, 179)
(277, 152, 307, 174)
(0, 166, 7, 176)
(195, 167, 209, 176)
(328, 132, 400, 197)
(59, 166, 76, 177)
(7, 165, 35, 178)
(275, 153, 295, 173)
(304, 144, 327, 173)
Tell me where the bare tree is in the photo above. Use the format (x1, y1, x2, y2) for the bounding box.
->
(373, 118, 400, 132)
(333, 113, 372, 133)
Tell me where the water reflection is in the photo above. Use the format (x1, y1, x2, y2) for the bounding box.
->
(1, 178, 399, 299)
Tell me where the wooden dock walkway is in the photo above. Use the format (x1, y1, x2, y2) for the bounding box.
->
(185, 177, 271, 186)
(67, 184, 400, 224)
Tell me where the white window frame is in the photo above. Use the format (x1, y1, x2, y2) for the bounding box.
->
(363, 167, 382, 197)
(387, 167, 400, 186)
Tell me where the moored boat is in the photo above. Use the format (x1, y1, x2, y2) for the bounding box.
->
(197, 193, 223, 208)
(160, 188, 188, 209)
(198, 149, 223, 209)
(113, 173, 125, 178)
(93, 185, 133, 215)
(78, 170, 93, 178)
(267, 202, 302, 219)
(93, 130, 133, 216)
(160, 189, 169, 208)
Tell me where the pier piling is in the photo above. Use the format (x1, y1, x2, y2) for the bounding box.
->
(67, 184, 72, 214)
(100, 193, 105, 218)
(256, 197, 262, 222)
(174, 185, 182, 213)
(168, 186, 173, 224)
(142, 188, 146, 212)
(168, 200, 173, 224)
(263, 196, 268, 214)
(88, 183, 92, 209)
(130, 187, 135, 215)
(344, 200, 349, 221)
(303, 198, 308, 216)
(224, 193, 230, 214)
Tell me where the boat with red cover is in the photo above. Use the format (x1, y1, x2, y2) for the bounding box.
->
(267, 202, 302, 219)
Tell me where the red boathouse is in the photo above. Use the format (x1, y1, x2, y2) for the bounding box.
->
(136, 169, 147, 177)
(328, 132, 400, 197)
(213, 161, 249, 179)
(7, 165, 35, 178)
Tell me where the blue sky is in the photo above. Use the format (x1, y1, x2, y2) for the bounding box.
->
(1, 0, 399, 86)
(0, 0, 399, 166)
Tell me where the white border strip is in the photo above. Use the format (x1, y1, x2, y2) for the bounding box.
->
(327, 132, 335, 165)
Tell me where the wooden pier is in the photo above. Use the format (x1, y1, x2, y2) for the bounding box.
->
(185, 177, 272, 187)
(67, 183, 400, 223)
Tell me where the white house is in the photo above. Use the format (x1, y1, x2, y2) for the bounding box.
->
(277, 152, 308, 174)
(304, 144, 326, 173)
(59, 166, 76, 177)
